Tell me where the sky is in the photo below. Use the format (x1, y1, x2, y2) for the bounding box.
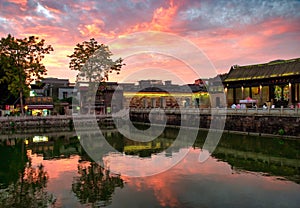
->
(0, 0, 300, 84)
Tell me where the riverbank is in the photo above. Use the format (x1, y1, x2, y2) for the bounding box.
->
(129, 108, 300, 138)
(1, 108, 300, 139)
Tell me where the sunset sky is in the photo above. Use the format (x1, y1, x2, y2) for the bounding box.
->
(1, 0, 300, 84)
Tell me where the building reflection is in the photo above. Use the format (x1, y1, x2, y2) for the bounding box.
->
(25, 135, 82, 160)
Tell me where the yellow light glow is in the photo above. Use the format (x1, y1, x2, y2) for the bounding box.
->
(124, 92, 209, 98)
(124, 92, 192, 97)
(32, 136, 49, 143)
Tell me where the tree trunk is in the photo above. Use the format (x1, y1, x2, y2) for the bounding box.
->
(88, 102, 91, 114)
(20, 90, 24, 116)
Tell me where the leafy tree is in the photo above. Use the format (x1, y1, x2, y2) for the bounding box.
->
(0, 34, 53, 115)
(0, 63, 18, 106)
(68, 38, 124, 114)
(72, 162, 124, 206)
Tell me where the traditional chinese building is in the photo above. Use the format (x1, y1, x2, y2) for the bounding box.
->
(223, 58, 300, 107)
(78, 82, 123, 114)
(122, 80, 210, 109)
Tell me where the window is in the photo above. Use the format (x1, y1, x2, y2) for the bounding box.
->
(63, 92, 68, 99)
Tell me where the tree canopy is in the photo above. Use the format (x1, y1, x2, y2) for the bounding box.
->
(0, 62, 18, 106)
(68, 38, 124, 114)
(68, 38, 123, 82)
(0, 34, 53, 115)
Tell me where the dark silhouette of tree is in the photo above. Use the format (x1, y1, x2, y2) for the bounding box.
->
(68, 38, 124, 114)
(68, 38, 123, 81)
(0, 34, 53, 115)
(0, 63, 18, 106)
(0, 139, 27, 188)
(72, 162, 123, 206)
(0, 161, 55, 208)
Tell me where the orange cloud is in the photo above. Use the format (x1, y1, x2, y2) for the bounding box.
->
(126, 0, 180, 33)
(6, 0, 27, 7)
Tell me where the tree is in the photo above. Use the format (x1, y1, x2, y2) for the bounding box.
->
(0, 63, 18, 106)
(0, 34, 53, 115)
(72, 162, 123, 206)
(68, 38, 124, 114)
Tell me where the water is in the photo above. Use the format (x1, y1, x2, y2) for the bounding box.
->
(0, 128, 299, 207)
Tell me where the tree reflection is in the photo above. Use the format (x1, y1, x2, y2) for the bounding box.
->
(0, 155, 55, 208)
(0, 139, 27, 189)
(72, 161, 124, 207)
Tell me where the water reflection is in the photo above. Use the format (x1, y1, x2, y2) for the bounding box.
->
(0, 128, 299, 207)
(72, 162, 123, 207)
(0, 140, 54, 207)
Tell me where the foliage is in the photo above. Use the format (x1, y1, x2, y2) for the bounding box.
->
(0, 154, 55, 208)
(0, 34, 53, 114)
(0, 63, 18, 105)
(278, 128, 285, 136)
(68, 38, 123, 82)
(72, 162, 124, 206)
(68, 38, 124, 114)
(0, 139, 28, 188)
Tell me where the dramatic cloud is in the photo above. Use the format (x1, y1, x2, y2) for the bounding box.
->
(0, 0, 299, 82)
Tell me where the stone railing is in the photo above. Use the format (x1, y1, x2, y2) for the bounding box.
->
(128, 107, 300, 117)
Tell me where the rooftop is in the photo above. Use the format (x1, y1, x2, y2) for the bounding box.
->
(224, 58, 300, 82)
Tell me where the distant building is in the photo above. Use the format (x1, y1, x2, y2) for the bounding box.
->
(29, 78, 77, 115)
(77, 82, 123, 114)
(223, 58, 300, 107)
(31, 78, 76, 101)
(58, 87, 76, 100)
(41, 78, 70, 100)
(25, 96, 53, 116)
(122, 80, 209, 109)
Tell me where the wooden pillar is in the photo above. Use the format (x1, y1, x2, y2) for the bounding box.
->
(269, 85, 274, 103)
(249, 86, 252, 98)
(296, 83, 299, 102)
(241, 86, 244, 99)
(233, 88, 237, 104)
(288, 83, 292, 105)
(295, 83, 298, 102)
(225, 87, 228, 101)
(291, 83, 295, 103)
(259, 85, 263, 106)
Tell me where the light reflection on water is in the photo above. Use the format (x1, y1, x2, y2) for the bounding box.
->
(0, 129, 299, 207)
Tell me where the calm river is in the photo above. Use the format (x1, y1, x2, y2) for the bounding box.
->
(0, 127, 299, 208)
